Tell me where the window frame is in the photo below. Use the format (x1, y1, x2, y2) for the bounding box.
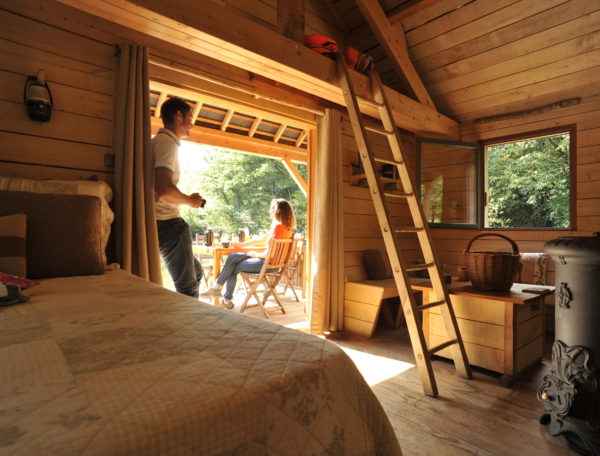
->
(480, 125, 577, 232)
(416, 137, 482, 229)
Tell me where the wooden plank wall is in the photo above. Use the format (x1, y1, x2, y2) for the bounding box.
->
(424, 99, 600, 285)
(0, 2, 115, 182)
(341, 115, 419, 281)
(398, 0, 600, 123)
(208, 0, 345, 42)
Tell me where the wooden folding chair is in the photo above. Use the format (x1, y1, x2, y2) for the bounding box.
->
(239, 237, 295, 318)
(281, 238, 304, 302)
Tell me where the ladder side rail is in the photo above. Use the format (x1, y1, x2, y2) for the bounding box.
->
(370, 70, 472, 380)
(337, 55, 438, 396)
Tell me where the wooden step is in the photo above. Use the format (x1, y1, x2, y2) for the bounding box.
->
(374, 157, 403, 166)
(365, 125, 394, 136)
(405, 262, 434, 272)
(415, 299, 446, 311)
(429, 339, 458, 355)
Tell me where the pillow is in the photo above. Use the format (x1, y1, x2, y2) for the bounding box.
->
(0, 176, 114, 265)
(0, 191, 104, 279)
(0, 213, 26, 277)
(362, 249, 392, 280)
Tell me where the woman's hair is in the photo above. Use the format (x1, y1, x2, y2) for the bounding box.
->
(270, 199, 296, 230)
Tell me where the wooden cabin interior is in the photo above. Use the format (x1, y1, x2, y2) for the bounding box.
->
(1, 0, 599, 454)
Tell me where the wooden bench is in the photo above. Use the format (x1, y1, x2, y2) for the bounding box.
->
(344, 278, 404, 337)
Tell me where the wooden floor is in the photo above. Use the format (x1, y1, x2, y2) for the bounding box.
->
(231, 294, 574, 456)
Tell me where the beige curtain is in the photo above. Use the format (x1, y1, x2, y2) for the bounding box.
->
(310, 109, 345, 334)
(113, 44, 162, 284)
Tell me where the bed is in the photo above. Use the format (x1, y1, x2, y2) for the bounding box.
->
(1, 268, 402, 455)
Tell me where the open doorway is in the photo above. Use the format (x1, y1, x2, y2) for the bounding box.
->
(150, 82, 314, 329)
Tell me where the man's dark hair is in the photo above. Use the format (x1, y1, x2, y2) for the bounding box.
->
(160, 97, 191, 126)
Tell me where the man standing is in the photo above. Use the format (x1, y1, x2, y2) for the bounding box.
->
(153, 97, 205, 298)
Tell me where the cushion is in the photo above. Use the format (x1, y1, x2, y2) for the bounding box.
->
(0, 213, 26, 277)
(362, 249, 392, 280)
(0, 176, 114, 265)
(0, 191, 104, 279)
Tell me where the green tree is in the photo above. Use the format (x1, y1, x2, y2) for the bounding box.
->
(486, 133, 570, 228)
(179, 147, 307, 236)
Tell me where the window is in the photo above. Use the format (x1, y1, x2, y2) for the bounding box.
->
(484, 129, 573, 229)
(418, 139, 480, 227)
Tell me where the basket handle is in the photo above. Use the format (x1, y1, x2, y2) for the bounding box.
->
(465, 233, 519, 255)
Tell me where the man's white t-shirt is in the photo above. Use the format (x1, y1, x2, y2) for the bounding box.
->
(152, 128, 181, 221)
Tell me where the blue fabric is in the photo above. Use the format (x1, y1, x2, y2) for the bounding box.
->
(157, 218, 203, 298)
(216, 253, 264, 299)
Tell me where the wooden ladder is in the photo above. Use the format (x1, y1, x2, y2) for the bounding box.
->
(337, 55, 472, 397)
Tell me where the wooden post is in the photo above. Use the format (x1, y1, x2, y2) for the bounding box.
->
(278, 0, 305, 42)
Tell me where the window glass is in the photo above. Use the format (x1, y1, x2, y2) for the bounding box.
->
(484, 132, 571, 229)
(420, 142, 478, 226)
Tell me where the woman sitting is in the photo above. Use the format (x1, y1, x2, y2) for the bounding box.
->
(202, 199, 295, 309)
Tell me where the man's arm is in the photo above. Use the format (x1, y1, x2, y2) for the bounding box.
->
(155, 167, 204, 208)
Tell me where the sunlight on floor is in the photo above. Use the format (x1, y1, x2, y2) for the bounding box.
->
(284, 320, 310, 331)
(340, 347, 415, 386)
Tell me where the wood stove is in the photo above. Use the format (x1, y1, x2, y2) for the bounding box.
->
(540, 234, 600, 455)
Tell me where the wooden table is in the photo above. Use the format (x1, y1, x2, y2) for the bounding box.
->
(411, 280, 555, 383)
(211, 245, 257, 278)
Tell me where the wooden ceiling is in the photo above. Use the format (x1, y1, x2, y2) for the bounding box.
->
(333, 0, 600, 123)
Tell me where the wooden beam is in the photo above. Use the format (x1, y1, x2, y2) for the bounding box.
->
(282, 158, 308, 196)
(57, 0, 458, 138)
(295, 130, 307, 147)
(274, 124, 287, 143)
(151, 117, 307, 163)
(149, 80, 314, 132)
(191, 102, 202, 124)
(278, 0, 305, 42)
(355, 0, 436, 109)
(249, 117, 261, 137)
(221, 110, 234, 131)
(154, 92, 167, 118)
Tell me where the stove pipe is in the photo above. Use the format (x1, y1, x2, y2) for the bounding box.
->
(540, 234, 600, 456)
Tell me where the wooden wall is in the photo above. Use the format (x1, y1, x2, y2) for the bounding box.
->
(208, 0, 345, 41)
(341, 115, 418, 282)
(0, 1, 116, 182)
(422, 98, 600, 286)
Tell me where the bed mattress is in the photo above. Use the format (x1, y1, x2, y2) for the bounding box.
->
(0, 270, 401, 455)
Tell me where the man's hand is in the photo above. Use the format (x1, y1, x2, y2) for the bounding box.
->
(188, 193, 206, 208)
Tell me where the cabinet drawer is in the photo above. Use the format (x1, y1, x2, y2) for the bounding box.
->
(429, 313, 504, 350)
(515, 314, 543, 349)
(516, 299, 543, 323)
(427, 294, 505, 325)
(429, 332, 504, 373)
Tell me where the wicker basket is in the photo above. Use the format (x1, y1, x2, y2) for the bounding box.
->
(465, 233, 520, 291)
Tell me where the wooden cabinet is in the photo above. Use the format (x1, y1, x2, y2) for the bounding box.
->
(417, 283, 552, 380)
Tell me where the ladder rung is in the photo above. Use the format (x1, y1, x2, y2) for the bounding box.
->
(374, 157, 403, 166)
(429, 339, 458, 355)
(395, 226, 424, 233)
(384, 192, 413, 199)
(405, 262, 434, 272)
(365, 125, 394, 136)
(415, 299, 446, 311)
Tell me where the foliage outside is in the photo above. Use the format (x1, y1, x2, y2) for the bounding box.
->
(485, 133, 570, 228)
(177, 143, 307, 238)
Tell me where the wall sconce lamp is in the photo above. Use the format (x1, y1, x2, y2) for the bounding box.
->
(24, 70, 53, 122)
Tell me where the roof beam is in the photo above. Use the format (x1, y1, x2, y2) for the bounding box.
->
(278, 0, 305, 42)
(151, 117, 307, 163)
(57, 0, 458, 138)
(282, 158, 308, 196)
(355, 0, 436, 109)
